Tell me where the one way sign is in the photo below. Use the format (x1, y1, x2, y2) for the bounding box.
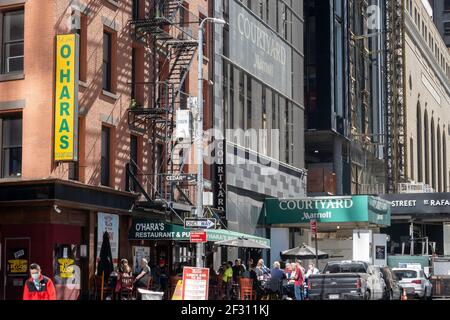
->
(184, 218, 216, 230)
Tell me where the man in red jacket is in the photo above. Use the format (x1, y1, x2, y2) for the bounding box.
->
(23, 263, 56, 300)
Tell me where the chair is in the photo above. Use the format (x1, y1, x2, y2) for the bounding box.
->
(239, 278, 253, 300)
(265, 278, 282, 300)
(119, 275, 134, 300)
(94, 272, 113, 300)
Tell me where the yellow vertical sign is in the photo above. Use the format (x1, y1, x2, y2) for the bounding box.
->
(54, 34, 79, 161)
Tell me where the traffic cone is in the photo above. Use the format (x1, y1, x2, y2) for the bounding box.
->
(401, 288, 408, 300)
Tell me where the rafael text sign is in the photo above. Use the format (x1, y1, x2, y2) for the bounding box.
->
(54, 34, 79, 161)
(182, 267, 209, 300)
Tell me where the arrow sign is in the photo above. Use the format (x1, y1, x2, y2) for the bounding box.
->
(184, 218, 216, 230)
(165, 174, 197, 183)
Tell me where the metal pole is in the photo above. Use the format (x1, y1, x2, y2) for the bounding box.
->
(195, 17, 226, 269)
(315, 231, 319, 271)
(195, 21, 205, 268)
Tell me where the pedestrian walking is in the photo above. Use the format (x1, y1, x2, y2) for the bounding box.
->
(222, 261, 234, 300)
(292, 262, 304, 301)
(23, 263, 56, 300)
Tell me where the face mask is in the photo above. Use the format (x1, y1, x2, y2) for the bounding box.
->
(31, 273, 40, 281)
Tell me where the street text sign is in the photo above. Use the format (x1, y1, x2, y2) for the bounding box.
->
(184, 218, 216, 229)
(182, 267, 209, 300)
(190, 231, 207, 243)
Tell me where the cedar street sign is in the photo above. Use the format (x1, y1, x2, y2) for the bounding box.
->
(165, 174, 197, 183)
(184, 218, 216, 230)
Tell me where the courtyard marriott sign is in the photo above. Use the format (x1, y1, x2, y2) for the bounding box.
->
(229, 0, 293, 98)
(264, 196, 391, 226)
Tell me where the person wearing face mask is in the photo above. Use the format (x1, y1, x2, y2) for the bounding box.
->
(23, 263, 56, 300)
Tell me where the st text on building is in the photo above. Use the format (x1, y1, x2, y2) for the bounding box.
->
(54, 34, 79, 161)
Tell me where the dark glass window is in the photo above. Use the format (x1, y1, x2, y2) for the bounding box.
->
(1, 9, 24, 74)
(102, 32, 112, 91)
(444, 22, 450, 36)
(1, 115, 22, 178)
(131, 48, 136, 99)
(130, 135, 138, 191)
(101, 126, 110, 186)
(132, 0, 140, 20)
(445, 0, 450, 11)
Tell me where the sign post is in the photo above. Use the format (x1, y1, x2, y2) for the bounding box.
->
(310, 219, 319, 269)
(181, 267, 209, 300)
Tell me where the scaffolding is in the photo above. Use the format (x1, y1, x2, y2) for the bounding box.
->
(126, 0, 200, 214)
(384, 0, 407, 193)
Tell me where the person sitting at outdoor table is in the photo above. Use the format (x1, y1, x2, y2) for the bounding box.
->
(115, 259, 133, 294)
(284, 263, 293, 278)
(134, 258, 151, 289)
(255, 259, 270, 280)
(222, 261, 234, 300)
(270, 261, 287, 281)
(232, 259, 245, 282)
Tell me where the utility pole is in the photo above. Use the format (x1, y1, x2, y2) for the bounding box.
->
(195, 17, 226, 268)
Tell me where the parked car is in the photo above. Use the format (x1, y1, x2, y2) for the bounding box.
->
(308, 261, 385, 300)
(377, 266, 402, 300)
(392, 268, 432, 300)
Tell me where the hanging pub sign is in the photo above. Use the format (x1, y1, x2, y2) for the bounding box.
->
(54, 34, 79, 161)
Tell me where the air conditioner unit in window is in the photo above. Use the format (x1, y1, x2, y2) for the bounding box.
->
(6, 55, 24, 73)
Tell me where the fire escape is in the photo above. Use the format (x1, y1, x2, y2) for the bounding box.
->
(126, 0, 199, 216)
(385, 0, 407, 193)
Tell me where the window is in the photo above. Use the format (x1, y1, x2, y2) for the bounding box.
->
(445, 0, 450, 12)
(0, 114, 22, 178)
(129, 135, 138, 191)
(417, 103, 423, 182)
(101, 126, 110, 186)
(132, 0, 140, 20)
(102, 32, 112, 91)
(76, 13, 87, 82)
(445, 22, 450, 36)
(131, 48, 136, 99)
(1, 9, 24, 74)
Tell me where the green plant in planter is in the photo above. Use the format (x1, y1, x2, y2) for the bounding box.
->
(130, 99, 137, 109)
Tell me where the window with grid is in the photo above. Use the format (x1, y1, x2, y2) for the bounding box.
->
(1, 9, 24, 74)
(0, 114, 22, 178)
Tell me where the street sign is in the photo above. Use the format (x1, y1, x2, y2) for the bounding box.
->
(165, 174, 197, 182)
(190, 231, 207, 243)
(310, 219, 317, 235)
(184, 218, 216, 230)
(182, 267, 209, 300)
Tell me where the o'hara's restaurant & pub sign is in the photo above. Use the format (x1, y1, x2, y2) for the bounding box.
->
(263, 195, 391, 227)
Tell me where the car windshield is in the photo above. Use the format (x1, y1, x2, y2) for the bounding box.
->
(325, 263, 367, 273)
(393, 270, 417, 280)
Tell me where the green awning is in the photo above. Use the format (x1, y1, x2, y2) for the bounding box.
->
(129, 218, 270, 247)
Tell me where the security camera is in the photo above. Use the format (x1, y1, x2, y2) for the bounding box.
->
(53, 205, 62, 214)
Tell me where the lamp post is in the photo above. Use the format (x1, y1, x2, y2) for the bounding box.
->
(195, 17, 226, 268)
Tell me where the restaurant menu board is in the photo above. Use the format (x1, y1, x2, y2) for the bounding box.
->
(181, 267, 209, 300)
